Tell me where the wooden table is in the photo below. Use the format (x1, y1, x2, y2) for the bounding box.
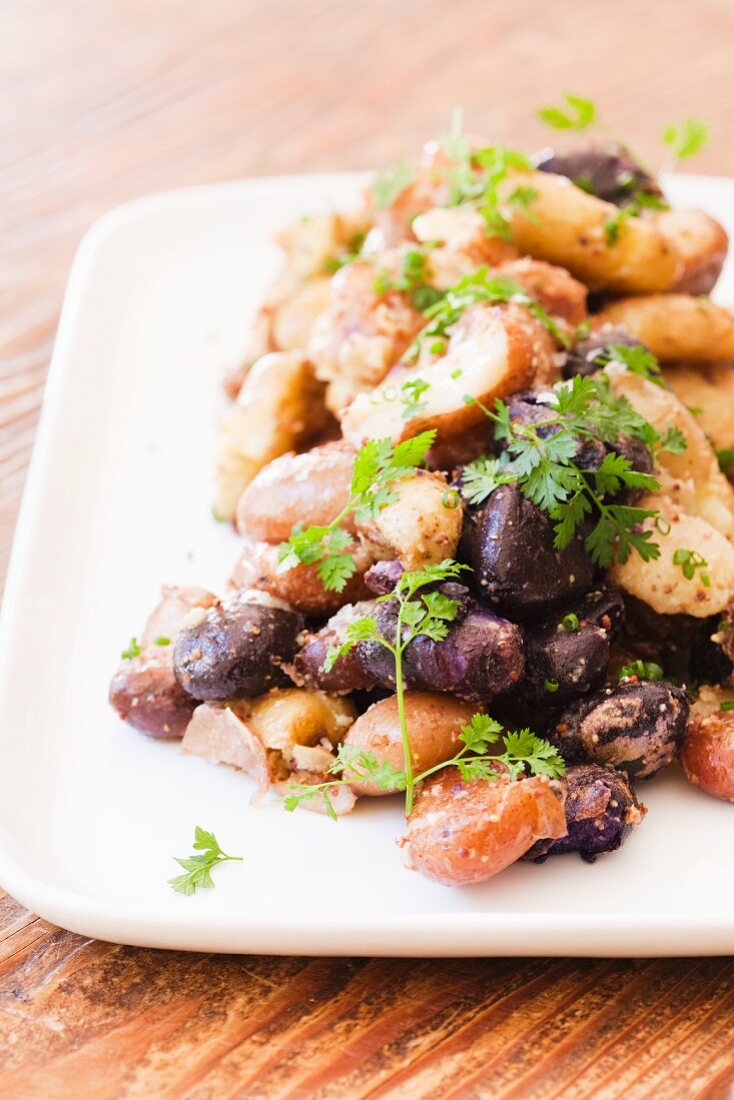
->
(2, 1, 734, 1094)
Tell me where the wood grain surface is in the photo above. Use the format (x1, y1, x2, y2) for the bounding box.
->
(2, 1, 734, 1095)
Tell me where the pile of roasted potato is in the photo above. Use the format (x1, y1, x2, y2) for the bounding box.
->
(110, 130, 734, 887)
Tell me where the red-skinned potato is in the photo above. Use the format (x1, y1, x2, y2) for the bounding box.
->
(401, 769, 567, 886)
(109, 586, 216, 738)
(342, 693, 476, 796)
(681, 686, 734, 803)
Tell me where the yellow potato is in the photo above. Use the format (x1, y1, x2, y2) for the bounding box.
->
(654, 208, 728, 296)
(497, 169, 682, 294)
(341, 302, 558, 447)
(609, 496, 734, 617)
(215, 351, 329, 521)
(609, 370, 734, 541)
(596, 294, 734, 362)
(366, 468, 463, 569)
(664, 363, 734, 453)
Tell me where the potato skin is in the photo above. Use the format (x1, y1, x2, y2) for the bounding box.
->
(342, 693, 476, 796)
(596, 294, 734, 362)
(173, 595, 304, 701)
(109, 585, 217, 738)
(655, 208, 728, 296)
(552, 681, 688, 779)
(536, 142, 662, 207)
(469, 484, 595, 620)
(681, 687, 734, 802)
(290, 602, 377, 695)
(523, 620, 609, 705)
(523, 764, 645, 862)
(109, 654, 196, 739)
(402, 770, 567, 886)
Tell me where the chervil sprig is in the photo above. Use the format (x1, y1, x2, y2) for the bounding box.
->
(662, 118, 709, 161)
(460, 373, 670, 566)
(536, 93, 597, 132)
(168, 826, 242, 896)
(408, 268, 569, 361)
(278, 431, 436, 592)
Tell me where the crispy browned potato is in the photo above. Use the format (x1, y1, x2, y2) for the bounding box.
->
(341, 302, 558, 447)
(596, 294, 734, 362)
(497, 169, 682, 294)
(401, 769, 567, 886)
(342, 693, 477, 796)
(216, 351, 331, 521)
(654, 208, 728, 296)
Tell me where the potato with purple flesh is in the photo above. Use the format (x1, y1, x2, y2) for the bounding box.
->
(523, 764, 646, 862)
(173, 594, 304, 701)
(469, 484, 595, 620)
(109, 585, 217, 739)
(524, 620, 609, 705)
(401, 769, 567, 886)
(356, 590, 525, 701)
(551, 681, 688, 779)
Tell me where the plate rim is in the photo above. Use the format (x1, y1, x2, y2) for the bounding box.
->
(1, 171, 733, 956)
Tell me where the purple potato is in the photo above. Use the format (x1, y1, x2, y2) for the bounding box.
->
(109, 652, 196, 738)
(562, 328, 648, 380)
(523, 764, 645, 862)
(173, 595, 303, 701)
(356, 593, 524, 701)
(469, 484, 595, 620)
(535, 142, 662, 206)
(290, 602, 377, 695)
(524, 620, 609, 705)
(551, 680, 688, 778)
(575, 586, 625, 638)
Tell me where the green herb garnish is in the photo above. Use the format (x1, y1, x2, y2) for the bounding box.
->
(536, 93, 597, 132)
(662, 118, 709, 161)
(673, 548, 711, 586)
(153, 636, 171, 647)
(121, 637, 141, 659)
(618, 659, 664, 682)
(372, 161, 414, 209)
(168, 826, 243, 896)
(460, 372, 667, 567)
(278, 432, 436, 592)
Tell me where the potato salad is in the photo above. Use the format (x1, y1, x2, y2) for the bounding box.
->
(110, 99, 734, 890)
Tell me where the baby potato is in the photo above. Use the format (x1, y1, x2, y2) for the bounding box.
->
(109, 586, 217, 738)
(342, 693, 476, 796)
(181, 702, 275, 792)
(341, 301, 558, 448)
(247, 688, 356, 763)
(497, 168, 681, 294)
(664, 363, 734, 455)
(236, 441, 357, 543)
(681, 685, 734, 802)
(653, 208, 728, 296)
(494, 257, 588, 326)
(215, 351, 330, 521)
(364, 469, 463, 569)
(401, 770, 567, 886)
(231, 536, 372, 616)
(609, 496, 734, 617)
(609, 371, 734, 541)
(596, 294, 734, 362)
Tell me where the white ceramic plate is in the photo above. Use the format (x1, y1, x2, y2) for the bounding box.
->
(1, 173, 734, 957)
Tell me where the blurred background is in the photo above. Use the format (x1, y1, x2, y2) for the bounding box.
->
(3, 0, 734, 584)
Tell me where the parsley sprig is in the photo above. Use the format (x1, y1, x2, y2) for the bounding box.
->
(278, 432, 436, 592)
(460, 373, 681, 566)
(168, 826, 243, 896)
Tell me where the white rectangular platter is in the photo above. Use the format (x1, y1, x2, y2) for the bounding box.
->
(1, 172, 733, 956)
